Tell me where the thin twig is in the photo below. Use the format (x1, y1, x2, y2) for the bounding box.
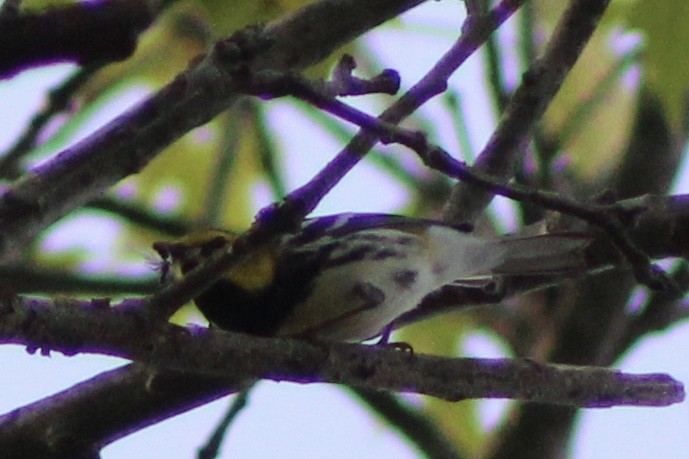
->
(443, 92, 476, 162)
(351, 388, 466, 459)
(197, 389, 252, 459)
(445, 0, 612, 223)
(611, 263, 689, 363)
(88, 197, 191, 236)
(0, 264, 157, 295)
(246, 70, 672, 291)
(252, 101, 288, 198)
(0, 0, 427, 261)
(202, 102, 246, 226)
(273, 0, 524, 221)
(0, 64, 101, 177)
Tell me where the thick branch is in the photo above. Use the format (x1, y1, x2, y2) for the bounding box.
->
(0, 0, 154, 78)
(0, 295, 682, 409)
(0, 292, 681, 456)
(0, 0, 427, 261)
(0, 364, 240, 459)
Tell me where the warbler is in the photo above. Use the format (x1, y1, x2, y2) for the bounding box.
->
(153, 213, 587, 342)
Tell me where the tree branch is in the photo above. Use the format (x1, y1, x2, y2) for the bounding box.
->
(0, 364, 241, 459)
(350, 388, 466, 459)
(0, 0, 427, 261)
(0, 0, 154, 78)
(444, 0, 612, 223)
(0, 289, 682, 456)
(242, 67, 673, 290)
(0, 295, 683, 408)
(274, 0, 524, 220)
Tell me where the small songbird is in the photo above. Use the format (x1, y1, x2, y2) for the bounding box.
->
(153, 213, 588, 342)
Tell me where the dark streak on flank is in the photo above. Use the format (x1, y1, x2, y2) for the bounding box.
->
(393, 270, 417, 289)
(372, 248, 402, 260)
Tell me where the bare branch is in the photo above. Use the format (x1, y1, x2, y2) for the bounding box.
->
(444, 0, 612, 222)
(0, 295, 683, 408)
(0, 0, 427, 261)
(0, 0, 154, 78)
(0, 364, 241, 458)
(274, 0, 524, 220)
(243, 67, 673, 290)
(0, 65, 101, 177)
(350, 388, 466, 459)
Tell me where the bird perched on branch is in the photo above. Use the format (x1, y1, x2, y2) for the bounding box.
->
(153, 213, 588, 342)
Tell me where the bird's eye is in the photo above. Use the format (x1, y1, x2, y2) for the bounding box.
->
(200, 235, 230, 256)
(152, 241, 171, 259)
(181, 259, 199, 274)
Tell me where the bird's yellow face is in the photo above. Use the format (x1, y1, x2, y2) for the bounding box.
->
(153, 230, 276, 292)
(152, 229, 293, 337)
(153, 230, 233, 284)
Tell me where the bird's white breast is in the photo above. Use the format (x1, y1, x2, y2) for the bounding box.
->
(276, 226, 499, 341)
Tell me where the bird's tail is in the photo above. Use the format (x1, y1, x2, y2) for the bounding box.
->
(491, 233, 591, 276)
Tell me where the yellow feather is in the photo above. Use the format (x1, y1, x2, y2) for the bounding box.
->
(227, 245, 276, 291)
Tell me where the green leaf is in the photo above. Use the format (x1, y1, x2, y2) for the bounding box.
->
(625, 2, 689, 128)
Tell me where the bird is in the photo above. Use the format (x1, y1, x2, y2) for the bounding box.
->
(152, 213, 588, 343)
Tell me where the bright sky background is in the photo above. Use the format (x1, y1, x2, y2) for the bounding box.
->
(1, 2, 688, 458)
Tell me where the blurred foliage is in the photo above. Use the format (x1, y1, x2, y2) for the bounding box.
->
(537, 2, 637, 182)
(536, 0, 689, 183)
(619, 1, 689, 129)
